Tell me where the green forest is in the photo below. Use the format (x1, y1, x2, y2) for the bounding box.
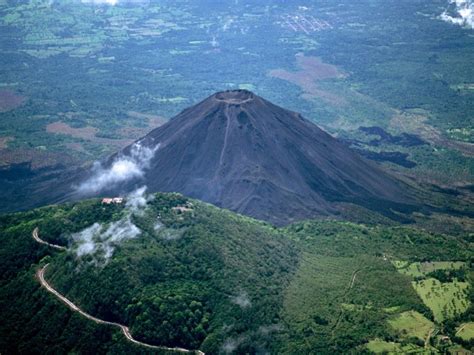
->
(1, 194, 472, 353)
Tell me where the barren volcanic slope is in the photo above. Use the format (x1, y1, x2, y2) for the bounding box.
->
(65, 90, 417, 225)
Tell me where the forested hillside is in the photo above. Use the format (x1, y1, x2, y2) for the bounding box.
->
(0, 194, 472, 354)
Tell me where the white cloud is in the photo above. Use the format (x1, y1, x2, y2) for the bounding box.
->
(126, 185, 154, 215)
(441, 0, 474, 29)
(154, 220, 163, 231)
(258, 324, 283, 335)
(221, 339, 239, 354)
(77, 142, 159, 195)
(72, 216, 140, 260)
(230, 291, 251, 309)
(81, 0, 118, 5)
(80, 0, 149, 5)
(74, 223, 102, 257)
(71, 186, 152, 261)
(100, 216, 141, 259)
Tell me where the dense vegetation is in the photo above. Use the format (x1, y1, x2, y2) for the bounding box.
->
(280, 221, 473, 353)
(0, 194, 299, 353)
(0, 194, 472, 353)
(0, 201, 164, 354)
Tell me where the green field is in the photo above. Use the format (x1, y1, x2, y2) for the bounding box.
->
(282, 253, 357, 326)
(393, 260, 471, 323)
(456, 322, 474, 341)
(388, 310, 435, 341)
(413, 279, 470, 322)
(278, 223, 452, 353)
(366, 339, 427, 354)
(394, 261, 466, 279)
(367, 339, 402, 353)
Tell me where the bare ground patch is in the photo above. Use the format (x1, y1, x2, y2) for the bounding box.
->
(47, 111, 166, 150)
(0, 136, 13, 149)
(46, 121, 98, 140)
(65, 142, 88, 154)
(121, 111, 167, 137)
(46, 121, 133, 148)
(126, 111, 167, 125)
(390, 112, 474, 157)
(0, 90, 26, 112)
(268, 54, 347, 106)
(296, 55, 344, 80)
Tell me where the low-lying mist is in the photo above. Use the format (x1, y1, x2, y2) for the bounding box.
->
(441, 0, 474, 29)
(77, 142, 159, 195)
(71, 186, 152, 263)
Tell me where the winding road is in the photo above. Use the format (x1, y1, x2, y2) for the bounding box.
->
(32, 227, 67, 251)
(33, 229, 204, 354)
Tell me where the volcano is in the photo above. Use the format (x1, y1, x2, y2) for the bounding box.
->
(52, 90, 418, 225)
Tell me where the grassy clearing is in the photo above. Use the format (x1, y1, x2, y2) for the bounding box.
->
(384, 306, 401, 314)
(341, 303, 372, 311)
(392, 260, 471, 323)
(367, 339, 402, 353)
(393, 261, 465, 278)
(366, 339, 426, 354)
(388, 310, 434, 340)
(280, 253, 370, 353)
(446, 345, 472, 354)
(456, 322, 474, 341)
(392, 260, 409, 269)
(412, 278, 470, 322)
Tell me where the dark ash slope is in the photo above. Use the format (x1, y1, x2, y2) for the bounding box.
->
(107, 90, 417, 224)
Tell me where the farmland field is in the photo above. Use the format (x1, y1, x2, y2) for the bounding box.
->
(394, 260, 471, 322)
(365, 339, 425, 354)
(456, 322, 474, 341)
(413, 278, 470, 322)
(388, 310, 435, 341)
(394, 261, 466, 279)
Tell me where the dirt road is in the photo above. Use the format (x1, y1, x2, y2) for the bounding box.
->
(32, 227, 67, 251)
(37, 264, 204, 354)
(33, 228, 204, 354)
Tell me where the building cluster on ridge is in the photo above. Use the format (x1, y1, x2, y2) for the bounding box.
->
(101, 197, 124, 205)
